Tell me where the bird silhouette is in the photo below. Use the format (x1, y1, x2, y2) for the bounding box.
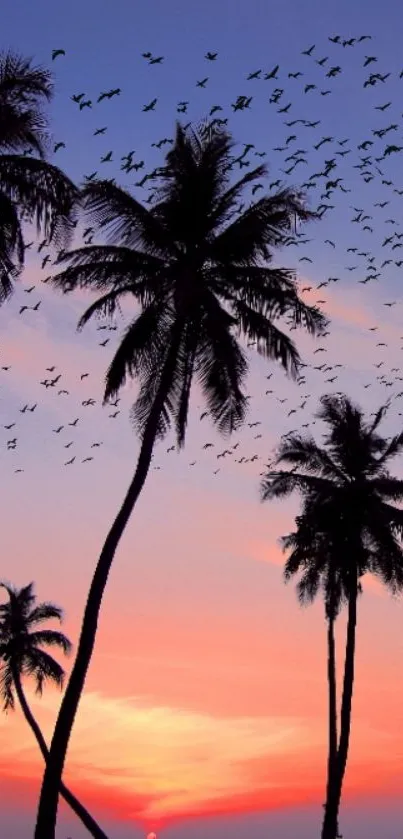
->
(143, 98, 157, 111)
(265, 64, 279, 79)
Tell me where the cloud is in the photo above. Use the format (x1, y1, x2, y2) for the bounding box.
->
(0, 689, 322, 823)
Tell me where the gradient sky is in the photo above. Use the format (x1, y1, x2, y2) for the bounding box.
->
(2, 1, 403, 837)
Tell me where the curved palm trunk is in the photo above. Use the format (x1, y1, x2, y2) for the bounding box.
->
(321, 569, 358, 839)
(35, 327, 183, 839)
(324, 613, 338, 819)
(12, 670, 109, 839)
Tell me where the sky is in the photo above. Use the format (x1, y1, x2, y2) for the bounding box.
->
(2, 0, 403, 837)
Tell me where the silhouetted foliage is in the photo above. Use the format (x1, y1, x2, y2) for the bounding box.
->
(0, 52, 78, 301)
(260, 393, 403, 839)
(0, 582, 109, 839)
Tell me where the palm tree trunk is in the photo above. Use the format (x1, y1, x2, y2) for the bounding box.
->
(34, 326, 183, 839)
(12, 669, 109, 839)
(325, 613, 338, 813)
(321, 568, 358, 839)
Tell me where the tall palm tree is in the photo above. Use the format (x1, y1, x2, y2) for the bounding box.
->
(35, 121, 327, 838)
(281, 506, 362, 839)
(260, 393, 403, 839)
(0, 51, 78, 301)
(0, 582, 109, 839)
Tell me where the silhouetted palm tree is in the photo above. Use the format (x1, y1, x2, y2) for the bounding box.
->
(260, 394, 403, 839)
(35, 121, 327, 838)
(0, 582, 109, 839)
(281, 507, 361, 839)
(0, 52, 78, 301)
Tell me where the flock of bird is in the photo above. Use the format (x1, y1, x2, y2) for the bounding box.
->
(3, 32, 403, 477)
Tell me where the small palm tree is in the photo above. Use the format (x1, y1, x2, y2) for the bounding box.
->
(0, 52, 78, 301)
(35, 121, 327, 838)
(260, 394, 403, 839)
(0, 582, 109, 839)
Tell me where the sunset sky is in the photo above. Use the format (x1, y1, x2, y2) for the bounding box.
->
(2, 0, 403, 837)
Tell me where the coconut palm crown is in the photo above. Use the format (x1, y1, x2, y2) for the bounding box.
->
(52, 120, 327, 445)
(0, 581, 71, 709)
(0, 51, 78, 301)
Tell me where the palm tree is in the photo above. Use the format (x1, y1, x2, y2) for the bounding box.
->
(281, 506, 360, 839)
(35, 120, 327, 838)
(0, 582, 109, 839)
(0, 51, 78, 301)
(260, 393, 403, 839)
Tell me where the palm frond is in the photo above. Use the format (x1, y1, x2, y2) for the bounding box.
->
(158, 121, 234, 207)
(0, 155, 78, 248)
(0, 52, 52, 158)
(370, 476, 403, 503)
(0, 53, 52, 103)
(104, 298, 173, 403)
(211, 189, 313, 265)
(25, 602, 63, 627)
(375, 430, 403, 468)
(52, 245, 164, 296)
(82, 179, 174, 258)
(210, 164, 268, 230)
(24, 648, 65, 695)
(28, 630, 72, 656)
(260, 469, 335, 502)
(273, 435, 346, 482)
(0, 662, 15, 710)
(76, 288, 130, 330)
(232, 298, 301, 377)
(171, 324, 200, 447)
(0, 191, 24, 301)
(196, 292, 248, 434)
(130, 358, 174, 442)
(0, 103, 48, 157)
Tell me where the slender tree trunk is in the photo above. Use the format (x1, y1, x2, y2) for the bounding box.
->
(321, 569, 358, 839)
(35, 327, 183, 839)
(12, 670, 109, 839)
(324, 613, 338, 815)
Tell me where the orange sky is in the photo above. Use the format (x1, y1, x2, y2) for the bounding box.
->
(1, 271, 403, 837)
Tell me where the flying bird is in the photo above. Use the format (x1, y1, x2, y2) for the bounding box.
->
(143, 98, 157, 111)
(265, 64, 279, 79)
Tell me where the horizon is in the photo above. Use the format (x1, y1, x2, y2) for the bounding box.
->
(2, 0, 403, 837)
